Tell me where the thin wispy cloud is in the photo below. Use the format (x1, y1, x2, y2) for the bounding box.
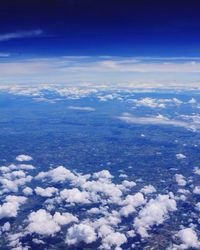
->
(0, 29, 43, 42)
(0, 56, 200, 86)
(0, 52, 10, 57)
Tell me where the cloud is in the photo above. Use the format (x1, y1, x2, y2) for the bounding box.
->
(35, 186, 58, 197)
(176, 153, 186, 160)
(1, 56, 200, 86)
(175, 174, 187, 187)
(119, 192, 145, 217)
(118, 113, 195, 130)
(101, 232, 127, 249)
(176, 228, 200, 249)
(66, 223, 97, 245)
(23, 187, 33, 196)
(134, 194, 177, 237)
(27, 209, 78, 236)
(16, 154, 33, 162)
(60, 188, 91, 204)
(0, 195, 27, 219)
(140, 185, 157, 195)
(0, 30, 43, 42)
(68, 106, 95, 111)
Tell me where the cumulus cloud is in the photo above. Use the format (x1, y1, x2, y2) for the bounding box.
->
(193, 186, 200, 195)
(101, 231, 127, 249)
(0, 195, 27, 219)
(140, 185, 157, 194)
(35, 186, 58, 197)
(120, 192, 145, 217)
(132, 98, 166, 108)
(60, 188, 91, 204)
(35, 166, 77, 183)
(27, 209, 78, 236)
(176, 154, 186, 160)
(66, 223, 97, 245)
(134, 194, 177, 237)
(16, 155, 33, 162)
(176, 228, 200, 249)
(175, 174, 187, 187)
(22, 187, 33, 196)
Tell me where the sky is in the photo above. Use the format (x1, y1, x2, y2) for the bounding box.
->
(1, 0, 200, 86)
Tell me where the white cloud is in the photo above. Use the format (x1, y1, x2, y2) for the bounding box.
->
(140, 185, 156, 194)
(27, 209, 78, 236)
(132, 98, 166, 108)
(175, 174, 187, 187)
(60, 188, 91, 204)
(66, 223, 97, 245)
(118, 113, 194, 130)
(35, 166, 77, 183)
(16, 155, 33, 162)
(27, 209, 61, 236)
(193, 186, 200, 195)
(2, 222, 10, 232)
(35, 186, 58, 197)
(134, 194, 177, 237)
(22, 187, 33, 196)
(177, 228, 200, 249)
(0, 195, 27, 219)
(120, 192, 145, 217)
(53, 212, 78, 225)
(176, 154, 186, 160)
(68, 106, 95, 111)
(101, 232, 127, 249)
(193, 167, 200, 175)
(93, 170, 113, 180)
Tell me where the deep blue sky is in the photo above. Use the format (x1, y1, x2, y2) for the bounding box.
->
(1, 0, 200, 57)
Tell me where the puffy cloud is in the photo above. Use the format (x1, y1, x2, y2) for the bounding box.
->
(35, 166, 77, 183)
(66, 223, 97, 245)
(193, 186, 200, 195)
(132, 98, 166, 108)
(0, 171, 32, 193)
(16, 155, 33, 162)
(122, 180, 136, 188)
(134, 194, 177, 237)
(175, 174, 187, 187)
(1, 222, 11, 232)
(60, 188, 91, 204)
(193, 167, 200, 175)
(177, 228, 200, 249)
(53, 212, 78, 225)
(176, 154, 186, 160)
(27, 209, 78, 236)
(35, 186, 58, 197)
(120, 192, 145, 217)
(0, 195, 27, 219)
(188, 98, 197, 104)
(22, 187, 33, 196)
(27, 209, 60, 236)
(140, 185, 156, 194)
(93, 170, 113, 180)
(101, 232, 127, 249)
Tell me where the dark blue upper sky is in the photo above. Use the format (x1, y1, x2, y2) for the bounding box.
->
(1, 0, 200, 57)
